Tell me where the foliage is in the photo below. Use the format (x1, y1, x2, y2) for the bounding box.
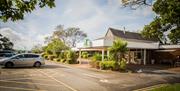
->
(81, 52, 89, 58)
(168, 28, 180, 44)
(150, 83, 180, 91)
(0, 34, 13, 50)
(52, 25, 87, 47)
(43, 54, 48, 59)
(99, 59, 126, 71)
(31, 44, 43, 53)
(119, 58, 126, 70)
(122, 0, 180, 44)
(108, 38, 128, 62)
(60, 59, 66, 63)
(48, 55, 55, 60)
(44, 38, 69, 55)
(121, 0, 152, 9)
(152, 0, 180, 44)
(99, 61, 116, 70)
(92, 53, 102, 61)
(0, 0, 55, 22)
(141, 18, 164, 43)
(65, 50, 77, 64)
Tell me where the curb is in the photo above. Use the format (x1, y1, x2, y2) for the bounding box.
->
(47, 60, 113, 73)
(133, 84, 167, 91)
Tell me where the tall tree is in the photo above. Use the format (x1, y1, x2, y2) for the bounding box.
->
(121, 0, 152, 9)
(0, 0, 55, 22)
(143, 0, 180, 44)
(122, 0, 180, 44)
(44, 38, 68, 55)
(141, 18, 164, 43)
(53, 25, 87, 47)
(0, 34, 13, 50)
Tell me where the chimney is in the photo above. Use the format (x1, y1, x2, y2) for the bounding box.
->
(123, 27, 126, 34)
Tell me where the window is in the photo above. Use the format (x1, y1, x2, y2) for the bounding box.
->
(24, 54, 39, 58)
(32, 54, 39, 58)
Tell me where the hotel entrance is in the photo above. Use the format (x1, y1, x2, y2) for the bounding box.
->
(125, 49, 151, 65)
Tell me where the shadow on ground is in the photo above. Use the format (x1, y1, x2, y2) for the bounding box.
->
(1, 64, 68, 69)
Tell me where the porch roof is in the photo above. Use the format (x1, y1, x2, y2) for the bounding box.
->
(78, 46, 108, 51)
(159, 45, 180, 49)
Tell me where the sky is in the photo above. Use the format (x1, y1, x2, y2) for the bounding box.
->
(0, 0, 154, 50)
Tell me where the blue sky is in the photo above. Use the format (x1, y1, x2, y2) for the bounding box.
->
(0, 0, 154, 50)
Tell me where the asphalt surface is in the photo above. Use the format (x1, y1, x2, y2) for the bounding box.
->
(0, 61, 180, 91)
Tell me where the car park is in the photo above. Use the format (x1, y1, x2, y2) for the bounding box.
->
(0, 53, 45, 68)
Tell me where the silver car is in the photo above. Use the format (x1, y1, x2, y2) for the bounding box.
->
(0, 53, 45, 68)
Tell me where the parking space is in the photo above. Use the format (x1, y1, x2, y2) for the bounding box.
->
(0, 68, 74, 91)
(1, 61, 180, 91)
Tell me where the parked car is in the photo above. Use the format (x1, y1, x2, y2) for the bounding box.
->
(0, 53, 45, 68)
(0, 53, 16, 59)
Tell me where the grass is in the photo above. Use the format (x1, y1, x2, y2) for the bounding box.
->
(150, 83, 180, 91)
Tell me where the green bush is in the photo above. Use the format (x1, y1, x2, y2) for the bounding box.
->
(48, 55, 56, 60)
(92, 53, 102, 61)
(65, 50, 77, 64)
(119, 58, 126, 71)
(60, 59, 66, 63)
(56, 58, 61, 62)
(43, 54, 49, 59)
(82, 52, 89, 58)
(99, 61, 116, 70)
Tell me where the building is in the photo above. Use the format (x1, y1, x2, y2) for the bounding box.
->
(75, 28, 180, 65)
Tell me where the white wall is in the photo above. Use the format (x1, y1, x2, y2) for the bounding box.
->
(127, 41, 159, 49)
(76, 38, 159, 49)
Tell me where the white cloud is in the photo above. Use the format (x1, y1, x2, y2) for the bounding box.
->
(0, 28, 39, 50)
(1, 0, 154, 49)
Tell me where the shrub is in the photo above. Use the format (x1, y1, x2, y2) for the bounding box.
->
(43, 54, 49, 59)
(65, 50, 77, 64)
(48, 55, 56, 60)
(119, 58, 126, 71)
(92, 53, 102, 61)
(56, 58, 61, 62)
(99, 61, 116, 70)
(82, 52, 89, 58)
(60, 59, 66, 63)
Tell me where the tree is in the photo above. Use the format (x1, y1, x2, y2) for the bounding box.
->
(0, 34, 13, 50)
(142, 0, 180, 44)
(0, 0, 55, 22)
(44, 38, 69, 56)
(141, 18, 164, 43)
(108, 38, 128, 70)
(31, 44, 43, 53)
(108, 38, 128, 62)
(53, 25, 87, 47)
(121, 0, 152, 9)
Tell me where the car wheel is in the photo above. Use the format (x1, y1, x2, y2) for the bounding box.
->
(34, 62, 41, 67)
(5, 62, 14, 68)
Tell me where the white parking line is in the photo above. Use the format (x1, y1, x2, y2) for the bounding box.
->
(83, 73, 100, 79)
(0, 80, 61, 87)
(0, 85, 46, 91)
(2, 77, 53, 82)
(36, 69, 78, 91)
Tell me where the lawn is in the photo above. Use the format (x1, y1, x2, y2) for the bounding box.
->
(150, 83, 180, 91)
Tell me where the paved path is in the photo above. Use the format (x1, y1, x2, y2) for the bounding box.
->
(0, 61, 180, 91)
